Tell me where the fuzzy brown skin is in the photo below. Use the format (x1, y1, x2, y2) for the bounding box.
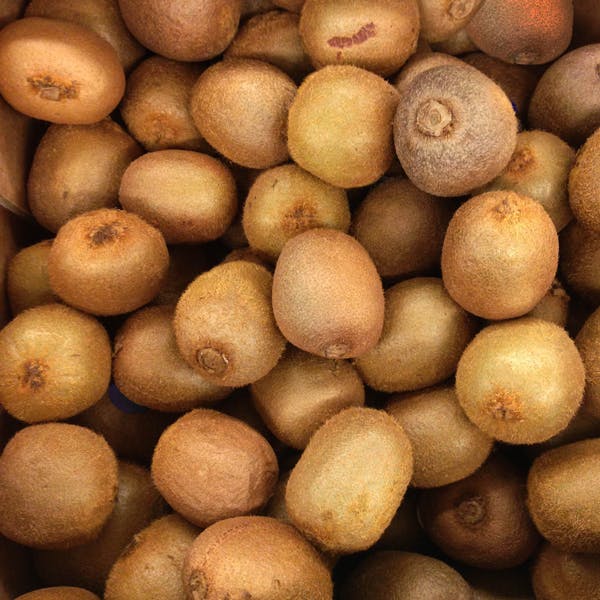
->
(16, 589, 99, 600)
(575, 307, 600, 419)
(0, 423, 118, 550)
(222, 247, 272, 270)
(0, 1, 26, 28)
(0, 17, 124, 124)
(0, 210, 18, 329)
(242, 0, 276, 17)
(152, 409, 278, 527)
(272, 228, 384, 359)
(0, 303, 111, 423)
(287, 65, 399, 188)
(286, 407, 413, 554)
(573, 0, 600, 45)
(27, 120, 142, 233)
(569, 127, 600, 231)
(394, 64, 517, 197)
(431, 27, 477, 54)
(117, 0, 242, 61)
(273, 0, 304, 11)
(393, 51, 464, 94)
(355, 277, 478, 393)
(104, 514, 199, 600)
(0, 535, 36, 600)
(442, 191, 558, 320)
(418, 0, 483, 43)
(456, 318, 585, 444)
(190, 59, 296, 169)
(526, 278, 570, 328)
(48, 208, 169, 316)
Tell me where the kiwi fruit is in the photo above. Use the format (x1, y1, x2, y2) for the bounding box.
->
(430, 26, 477, 54)
(575, 306, 600, 418)
(0, 17, 125, 124)
(183, 516, 332, 600)
(190, 58, 297, 169)
(273, 0, 304, 11)
(27, 120, 142, 233)
(0, 208, 18, 327)
(242, 0, 276, 17)
(528, 438, 600, 552)
(355, 277, 478, 393)
(462, 566, 534, 599)
(418, 0, 483, 43)
(48, 208, 169, 316)
(174, 260, 286, 387)
(222, 247, 272, 270)
(526, 278, 570, 328)
(272, 228, 384, 359)
(0, 1, 26, 29)
(456, 318, 585, 444)
(0, 423, 118, 549)
(0, 535, 36, 599)
(104, 514, 199, 600)
(441, 191, 559, 320)
(573, 0, 600, 45)
(393, 51, 463, 95)
(15, 589, 99, 600)
(479, 131, 575, 232)
(287, 65, 399, 188)
(569, 127, 600, 231)
(119, 150, 238, 244)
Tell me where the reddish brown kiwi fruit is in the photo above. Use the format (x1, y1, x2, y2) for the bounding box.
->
(575, 306, 600, 418)
(16, 589, 99, 600)
(569, 127, 600, 231)
(222, 247, 272, 270)
(0, 17, 125, 124)
(0, 535, 36, 600)
(573, 0, 600, 45)
(418, 0, 483, 43)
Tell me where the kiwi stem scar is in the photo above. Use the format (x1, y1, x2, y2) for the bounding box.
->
(416, 100, 453, 137)
(27, 75, 78, 101)
(197, 347, 229, 376)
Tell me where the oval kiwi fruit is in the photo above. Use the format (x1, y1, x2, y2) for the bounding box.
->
(418, 0, 483, 43)
(569, 127, 600, 231)
(15, 589, 99, 600)
(575, 306, 600, 418)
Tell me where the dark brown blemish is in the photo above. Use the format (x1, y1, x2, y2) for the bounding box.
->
(189, 569, 209, 600)
(486, 389, 524, 421)
(328, 22, 377, 49)
(506, 147, 535, 175)
(197, 347, 229, 377)
(21, 359, 47, 391)
(282, 202, 318, 235)
(456, 495, 486, 526)
(27, 75, 78, 101)
(88, 222, 123, 246)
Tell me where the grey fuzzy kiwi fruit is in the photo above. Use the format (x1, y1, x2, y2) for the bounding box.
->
(569, 127, 600, 231)
(418, 0, 483, 43)
(575, 306, 600, 418)
(15, 589, 99, 600)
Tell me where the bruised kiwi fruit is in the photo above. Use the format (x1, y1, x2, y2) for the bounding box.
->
(15, 589, 99, 600)
(569, 127, 600, 231)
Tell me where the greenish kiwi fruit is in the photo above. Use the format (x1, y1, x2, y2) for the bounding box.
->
(466, 0, 573, 64)
(418, 0, 484, 43)
(287, 65, 399, 188)
(104, 514, 199, 600)
(48, 208, 169, 316)
(174, 260, 286, 387)
(0, 535, 36, 600)
(119, 150, 238, 244)
(441, 191, 559, 320)
(339, 551, 473, 600)
(0, 423, 118, 549)
(27, 120, 142, 233)
(0, 17, 125, 124)
(183, 516, 332, 599)
(152, 408, 278, 527)
(456, 318, 585, 444)
(0, 1, 26, 29)
(430, 26, 477, 54)
(527, 438, 600, 552)
(393, 51, 464, 95)
(117, 0, 242, 61)
(573, 0, 600, 45)
(272, 228, 384, 359)
(569, 127, 600, 231)
(355, 277, 478, 393)
(526, 278, 570, 328)
(242, 163, 350, 262)
(461, 566, 534, 599)
(15, 589, 99, 600)
(0, 303, 111, 423)
(190, 58, 297, 169)
(576, 306, 600, 419)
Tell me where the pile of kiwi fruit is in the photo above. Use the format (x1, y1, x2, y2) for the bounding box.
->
(0, 0, 599, 597)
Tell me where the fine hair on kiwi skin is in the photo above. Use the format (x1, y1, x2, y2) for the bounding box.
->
(418, 0, 484, 43)
(222, 247, 272, 271)
(393, 51, 464, 96)
(15, 589, 100, 600)
(575, 305, 600, 419)
(569, 127, 600, 232)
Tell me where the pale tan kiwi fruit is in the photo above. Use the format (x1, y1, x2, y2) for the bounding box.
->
(456, 318, 585, 444)
(7, 240, 56, 315)
(576, 307, 600, 419)
(117, 0, 242, 61)
(183, 516, 333, 600)
(33, 462, 164, 595)
(569, 127, 600, 231)
(466, 0, 573, 64)
(528, 44, 600, 147)
(573, 0, 600, 45)
(242, 163, 350, 262)
(441, 191, 559, 320)
(251, 347, 365, 449)
(190, 59, 296, 169)
(0, 17, 125, 124)
(393, 51, 463, 95)
(393, 63, 518, 196)
(15, 589, 99, 600)
(152, 408, 278, 527)
(0, 535, 36, 600)
(0, 423, 118, 549)
(526, 278, 570, 328)
(299, 0, 420, 77)
(419, 454, 540, 569)
(430, 26, 477, 54)
(113, 305, 231, 412)
(174, 261, 286, 387)
(48, 208, 169, 316)
(119, 150, 238, 244)
(418, 0, 484, 43)
(355, 277, 478, 393)
(286, 407, 413, 554)
(0, 1, 26, 29)
(528, 438, 600, 552)
(27, 120, 142, 233)
(225, 10, 312, 81)
(351, 177, 453, 279)
(461, 565, 534, 599)
(479, 131, 575, 232)
(0, 303, 111, 423)
(272, 228, 384, 359)
(104, 514, 199, 600)
(287, 65, 399, 188)
(386, 385, 493, 488)
(273, 0, 304, 11)
(24, 0, 145, 72)
(339, 551, 472, 600)
(120, 56, 211, 153)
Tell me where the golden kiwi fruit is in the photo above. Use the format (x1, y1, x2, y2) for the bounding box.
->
(569, 127, 600, 231)
(418, 0, 483, 43)
(575, 306, 600, 418)
(0, 535, 36, 600)
(15, 589, 99, 600)
(526, 278, 570, 328)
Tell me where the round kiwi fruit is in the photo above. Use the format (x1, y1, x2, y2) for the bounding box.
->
(0, 535, 36, 600)
(569, 127, 600, 231)
(48, 208, 169, 316)
(272, 228, 384, 359)
(27, 120, 142, 233)
(456, 318, 585, 444)
(355, 277, 478, 393)
(190, 58, 296, 169)
(526, 278, 570, 327)
(0, 423, 118, 549)
(575, 306, 600, 418)
(441, 191, 559, 320)
(0, 17, 125, 124)
(15, 589, 99, 600)
(418, 0, 483, 43)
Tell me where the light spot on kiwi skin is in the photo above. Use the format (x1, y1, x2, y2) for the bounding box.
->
(506, 147, 536, 176)
(513, 50, 537, 65)
(455, 495, 487, 526)
(486, 389, 524, 421)
(282, 202, 318, 235)
(493, 196, 521, 221)
(188, 569, 209, 600)
(21, 359, 47, 391)
(415, 99, 454, 137)
(447, 0, 478, 20)
(87, 222, 125, 247)
(197, 347, 229, 376)
(323, 342, 350, 359)
(327, 22, 377, 49)
(27, 75, 78, 101)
